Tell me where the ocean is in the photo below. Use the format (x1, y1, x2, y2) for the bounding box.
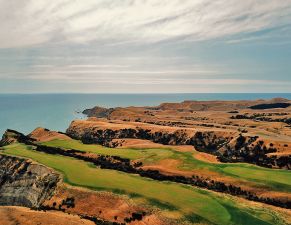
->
(0, 93, 291, 136)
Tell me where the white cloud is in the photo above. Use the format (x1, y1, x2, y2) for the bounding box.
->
(0, 0, 290, 48)
(0, 1, 290, 93)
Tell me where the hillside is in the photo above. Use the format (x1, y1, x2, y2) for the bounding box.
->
(0, 98, 291, 225)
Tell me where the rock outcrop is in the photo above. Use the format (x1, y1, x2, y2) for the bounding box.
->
(0, 155, 59, 208)
(83, 106, 115, 118)
(0, 129, 35, 146)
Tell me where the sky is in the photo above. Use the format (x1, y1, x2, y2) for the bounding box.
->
(0, 0, 291, 93)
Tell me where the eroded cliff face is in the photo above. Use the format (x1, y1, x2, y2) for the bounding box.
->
(66, 120, 231, 148)
(0, 155, 59, 208)
(66, 120, 290, 169)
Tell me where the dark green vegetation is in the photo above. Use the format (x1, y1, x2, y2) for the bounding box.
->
(1, 143, 290, 225)
(249, 103, 291, 110)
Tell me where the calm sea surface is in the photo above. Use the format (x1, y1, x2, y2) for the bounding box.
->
(0, 93, 291, 136)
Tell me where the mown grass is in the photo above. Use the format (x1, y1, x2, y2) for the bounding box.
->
(41, 139, 291, 193)
(1, 143, 287, 225)
(176, 150, 291, 193)
(41, 139, 173, 162)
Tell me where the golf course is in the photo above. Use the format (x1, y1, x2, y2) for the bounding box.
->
(1, 142, 289, 225)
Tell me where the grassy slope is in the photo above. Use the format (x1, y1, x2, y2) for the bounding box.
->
(1, 143, 287, 225)
(42, 139, 291, 193)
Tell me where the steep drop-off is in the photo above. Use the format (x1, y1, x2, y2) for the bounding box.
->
(0, 154, 59, 208)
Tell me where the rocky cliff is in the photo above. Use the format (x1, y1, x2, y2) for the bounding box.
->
(66, 119, 232, 147)
(0, 155, 59, 208)
(66, 119, 290, 169)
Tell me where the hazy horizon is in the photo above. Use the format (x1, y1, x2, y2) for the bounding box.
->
(0, 1, 290, 93)
(1, 92, 291, 94)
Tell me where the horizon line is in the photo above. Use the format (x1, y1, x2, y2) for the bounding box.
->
(0, 92, 291, 94)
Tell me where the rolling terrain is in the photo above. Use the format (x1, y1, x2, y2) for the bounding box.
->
(0, 98, 291, 224)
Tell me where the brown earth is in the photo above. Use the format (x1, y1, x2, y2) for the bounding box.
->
(0, 206, 94, 225)
(29, 127, 71, 142)
(194, 152, 220, 163)
(43, 184, 169, 225)
(110, 138, 195, 153)
(110, 138, 168, 149)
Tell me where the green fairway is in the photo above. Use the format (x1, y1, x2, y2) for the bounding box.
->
(1, 143, 287, 225)
(41, 139, 174, 162)
(41, 139, 147, 159)
(41, 139, 291, 193)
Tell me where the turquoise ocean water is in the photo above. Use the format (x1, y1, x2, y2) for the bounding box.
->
(0, 93, 290, 136)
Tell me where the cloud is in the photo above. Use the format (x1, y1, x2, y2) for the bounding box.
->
(0, 0, 291, 48)
(0, 68, 221, 80)
(0, 1, 290, 93)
